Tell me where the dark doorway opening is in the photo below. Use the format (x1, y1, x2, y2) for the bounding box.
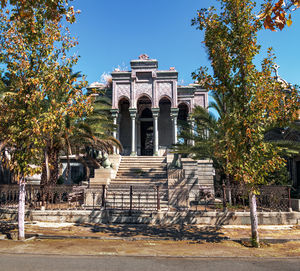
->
(297, 161, 300, 187)
(141, 121, 153, 156)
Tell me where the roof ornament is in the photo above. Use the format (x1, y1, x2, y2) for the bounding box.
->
(272, 63, 289, 87)
(272, 64, 280, 79)
(139, 54, 149, 60)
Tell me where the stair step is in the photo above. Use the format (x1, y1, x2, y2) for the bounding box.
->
(117, 169, 166, 172)
(119, 165, 166, 168)
(121, 156, 165, 159)
(105, 156, 170, 209)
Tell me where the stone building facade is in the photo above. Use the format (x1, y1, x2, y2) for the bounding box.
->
(109, 54, 208, 156)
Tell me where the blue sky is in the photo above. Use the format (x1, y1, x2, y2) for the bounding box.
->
(70, 0, 300, 87)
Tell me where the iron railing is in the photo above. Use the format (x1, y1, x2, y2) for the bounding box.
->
(213, 183, 291, 212)
(0, 184, 84, 210)
(106, 185, 166, 212)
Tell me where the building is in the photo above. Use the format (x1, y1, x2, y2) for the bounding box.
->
(83, 55, 215, 210)
(108, 54, 208, 156)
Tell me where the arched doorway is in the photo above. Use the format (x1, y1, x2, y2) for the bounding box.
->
(159, 97, 172, 149)
(118, 98, 131, 155)
(178, 103, 189, 143)
(137, 96, 153, 156)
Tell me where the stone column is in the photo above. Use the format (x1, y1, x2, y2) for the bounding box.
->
(129, 109, 137, 156)
(152, 108, 160, 156)
(171, 108, 179, 145)
(110, 109, 119, 154)
(188, 116, 195, 146)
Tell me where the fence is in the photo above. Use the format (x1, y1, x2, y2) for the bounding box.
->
(0, 183, 292, 212)
(213, 183, 292, 212)
(105, 185, 166, 212)
(0, 184, 83, 210)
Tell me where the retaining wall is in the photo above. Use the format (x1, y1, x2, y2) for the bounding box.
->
(1, 209, 299, 225)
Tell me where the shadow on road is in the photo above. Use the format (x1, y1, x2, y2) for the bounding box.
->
(74, 222, 228, 243)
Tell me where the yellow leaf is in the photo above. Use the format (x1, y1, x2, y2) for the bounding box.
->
(286, 19, 292, 27)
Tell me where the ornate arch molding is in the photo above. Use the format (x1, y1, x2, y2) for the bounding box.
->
(178, 101, 191, 113)
(136, 93, 153, 108)
(136, 94, 153, 116)
(118, 96, 131, 108)
(158, 95, 173, 107)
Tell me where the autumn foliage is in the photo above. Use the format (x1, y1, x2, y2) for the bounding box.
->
(192, 0, 300, 246)
(260, 0, 300, 30)
(0, 1, 89, 239)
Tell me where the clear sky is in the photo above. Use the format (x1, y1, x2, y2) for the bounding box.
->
(69, 0, 300, 87)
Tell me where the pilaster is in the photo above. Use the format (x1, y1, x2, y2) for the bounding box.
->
(129, 108, 137, 156)
(188, 116, 195, 146)
(110, 109, 119, 154)
(171, 108, 179, 145)
(152, 108, 160, 156)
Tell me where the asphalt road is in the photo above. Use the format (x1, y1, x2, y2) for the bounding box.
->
(0, 254, 299, 271)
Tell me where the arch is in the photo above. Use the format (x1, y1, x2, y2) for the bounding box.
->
(178, 102, 189, 121)
(158, 96, 172, 148)
(118, 96, 131, 108)
(137, 95, 154, 156)
(158, 95, 173, 107)
(136, 93, 153, 108)
(118, 97, 131, 155)
(137, 95, 152, 116)
(178, 101, 190, 113)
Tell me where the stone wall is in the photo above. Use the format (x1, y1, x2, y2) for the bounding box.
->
(167, 158, 215, 210)
(1, 209, 299, 225)
(181, 158, 214, 202)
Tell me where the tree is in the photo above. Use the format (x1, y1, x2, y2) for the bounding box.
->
(260, 0, 300, 30)
(0, 1, 90, 239)
(39, 70, 86, 194)
(192, 0, 299, 247)
(175, 92, 225, 162)
(0, 0, 77, 23)
(63, 92, 122, 184)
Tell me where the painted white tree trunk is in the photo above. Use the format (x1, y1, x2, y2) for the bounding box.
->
(18, 177, 25, 240)
(249, 191, 259, 247)
(45, 148, 50, 183)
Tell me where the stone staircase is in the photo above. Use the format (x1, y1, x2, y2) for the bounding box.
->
(106, 156, 169, 211)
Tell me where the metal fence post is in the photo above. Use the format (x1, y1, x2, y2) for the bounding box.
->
(92, 192, 95, 210)
(288, 186, 292, 212)
(156, 185, 160, 211)
(129, 186, 133, 216)
(102, 184, 106, 209)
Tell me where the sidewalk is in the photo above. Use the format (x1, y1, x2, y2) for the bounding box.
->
(22, 221, 300, 241)
(0, 221, 300, 258)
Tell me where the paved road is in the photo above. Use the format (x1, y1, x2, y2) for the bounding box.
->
(0, 254, 299, 271)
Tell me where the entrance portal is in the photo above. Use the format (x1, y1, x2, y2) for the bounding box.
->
(141, 121, 153, 156)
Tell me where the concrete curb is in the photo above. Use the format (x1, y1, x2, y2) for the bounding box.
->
(23, 233, 300, 243)
(1, 252, 300, 259)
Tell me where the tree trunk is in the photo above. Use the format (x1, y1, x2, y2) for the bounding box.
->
(65, 139, 72, 184)
(226, 175, 232, 206)
(40, 145, 59, 206)
(65, 150, 71, 184)
(249, 191, 260, 247)
(18, 176, 25, 240)
(45, 148, 50, 182)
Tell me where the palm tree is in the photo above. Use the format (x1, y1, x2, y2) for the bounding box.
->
(264, 122, 300, 186)
(175, 91, 235, 205)
(175, 91, 229, 165)
(40, 75, 121, 189)
(67, 93, 122, 183)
